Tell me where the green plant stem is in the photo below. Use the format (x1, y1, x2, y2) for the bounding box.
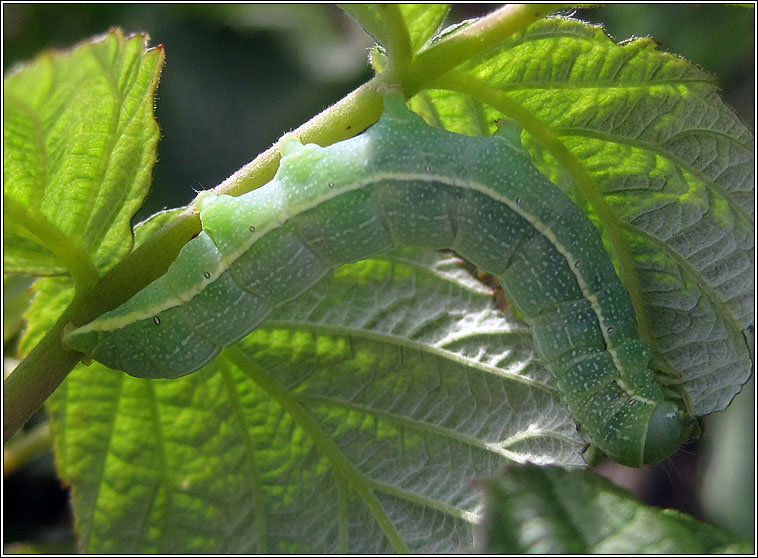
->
(376, 4, 413, 71)
(4, 313, 80, 443)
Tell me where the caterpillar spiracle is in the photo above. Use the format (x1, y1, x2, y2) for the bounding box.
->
(65, 92, 695, 467)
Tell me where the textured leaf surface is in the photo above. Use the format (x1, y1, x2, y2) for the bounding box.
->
(41, 250, 585, 553)
(479, 465, 754, 554)
(411, 16, 754, 417)
(3, 29, 163, 278)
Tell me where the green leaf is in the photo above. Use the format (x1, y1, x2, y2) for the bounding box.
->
(3, 29, 163, 283)
(478, 464, 754, 554)
(43, 250, 586, 553)
(340, 4, 449, 54)
(414, 16, 754, 417)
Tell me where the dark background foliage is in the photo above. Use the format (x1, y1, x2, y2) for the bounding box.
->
(3, 4, 754, 552)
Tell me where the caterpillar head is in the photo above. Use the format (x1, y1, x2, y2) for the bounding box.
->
(589, 397, 691, 468)
(642, 401, 686, 464)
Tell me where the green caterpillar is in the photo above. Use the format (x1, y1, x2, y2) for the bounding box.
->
(65, 92, 695, 467)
